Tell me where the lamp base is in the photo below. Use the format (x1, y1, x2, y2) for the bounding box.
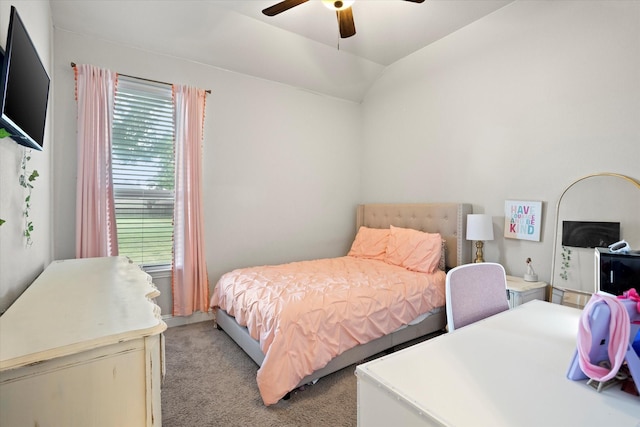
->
(524, 274, 538, 282)
(473, 241, 485, 263)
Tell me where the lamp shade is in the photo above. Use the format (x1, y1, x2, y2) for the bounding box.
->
(466, 214, 494, 241)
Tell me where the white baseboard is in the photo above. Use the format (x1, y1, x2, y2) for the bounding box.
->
(163, 310, 215, 328)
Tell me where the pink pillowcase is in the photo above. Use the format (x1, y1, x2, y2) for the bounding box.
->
(348, 226, 390, 261)
(385, 226, 442, 274)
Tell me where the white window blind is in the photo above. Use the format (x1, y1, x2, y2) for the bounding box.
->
(112, 76, 175, 268)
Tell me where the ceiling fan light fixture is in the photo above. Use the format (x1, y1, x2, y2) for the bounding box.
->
(321, 0, 354, 11)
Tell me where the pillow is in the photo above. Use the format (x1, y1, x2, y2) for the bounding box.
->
(385, 226, 442, 273)
(348, 226, 390, 260)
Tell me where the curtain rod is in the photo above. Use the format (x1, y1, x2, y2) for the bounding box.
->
(70, 62, 211, 94)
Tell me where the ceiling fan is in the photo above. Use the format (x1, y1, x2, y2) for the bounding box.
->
(262, 0, 425, 39)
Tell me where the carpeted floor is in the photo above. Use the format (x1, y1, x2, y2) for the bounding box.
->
(161, 320, 360, 427)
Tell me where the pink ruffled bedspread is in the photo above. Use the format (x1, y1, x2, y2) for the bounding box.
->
(210, 256, 445, 405)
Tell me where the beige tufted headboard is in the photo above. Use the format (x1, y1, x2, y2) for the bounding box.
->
(356, 203, 473, 269)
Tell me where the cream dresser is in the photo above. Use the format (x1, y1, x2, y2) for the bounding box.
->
(0, 256, 167, 426)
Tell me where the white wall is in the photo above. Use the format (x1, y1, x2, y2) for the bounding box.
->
(52, 29, 362, 314)
(0, 0, 53, 313)
(361, 0, 640, 285)
(11, 0, 636, 316)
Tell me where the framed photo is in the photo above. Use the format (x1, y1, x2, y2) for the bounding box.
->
(504, 200, 542, 241)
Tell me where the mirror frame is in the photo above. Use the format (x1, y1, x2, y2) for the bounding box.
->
(550, 172, 640, 305)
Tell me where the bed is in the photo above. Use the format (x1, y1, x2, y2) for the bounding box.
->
(211, 203, 472, 405)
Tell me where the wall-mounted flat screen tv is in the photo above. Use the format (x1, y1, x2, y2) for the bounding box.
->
(562, 220, 620, 248)
(0, 6, 50, 151)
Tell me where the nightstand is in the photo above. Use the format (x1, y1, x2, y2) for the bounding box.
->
(505, 275, 548, 308)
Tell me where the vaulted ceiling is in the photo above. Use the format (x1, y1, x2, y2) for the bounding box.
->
(50, 0, 513, 102)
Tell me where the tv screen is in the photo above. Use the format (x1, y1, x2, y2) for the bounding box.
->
(0, 6, 50, 151)
(561, 220, 620, 248)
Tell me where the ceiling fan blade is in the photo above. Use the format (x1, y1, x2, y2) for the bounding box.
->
(262, 0, 309, 16)
(337, 7, 356, 39)
(403, 0, 426, 3)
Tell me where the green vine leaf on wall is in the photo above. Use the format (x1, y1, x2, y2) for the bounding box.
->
(560, 246, 572, 281)
(0, 219, 5, 226)
(19, 150, 38, 246)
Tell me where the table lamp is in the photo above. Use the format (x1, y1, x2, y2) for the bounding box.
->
(466, 214, 494, 263)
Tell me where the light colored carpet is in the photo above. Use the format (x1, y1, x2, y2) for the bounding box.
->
(161, 320, 359, 427)
(161, 320, 442, 426)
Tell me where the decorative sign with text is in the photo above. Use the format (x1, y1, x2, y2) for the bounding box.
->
(504, 200, 542, 241)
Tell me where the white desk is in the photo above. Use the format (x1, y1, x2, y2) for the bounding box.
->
(356, 300, 639, 426)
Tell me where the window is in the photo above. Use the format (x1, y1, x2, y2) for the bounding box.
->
(111, 76, 175, 268)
